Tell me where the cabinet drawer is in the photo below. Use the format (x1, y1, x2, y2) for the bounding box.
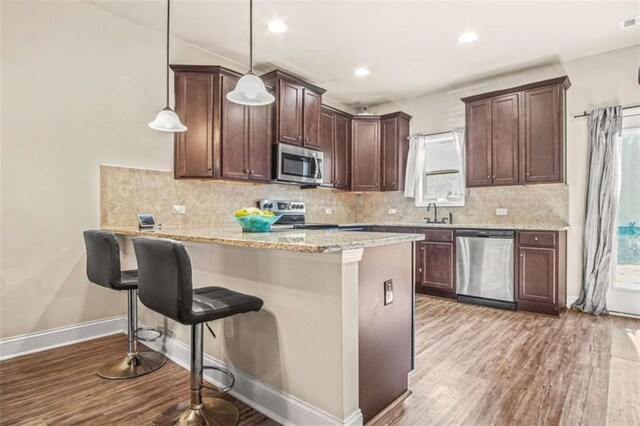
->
(418, 229, 454, 242)
(518, 231, 556, 247)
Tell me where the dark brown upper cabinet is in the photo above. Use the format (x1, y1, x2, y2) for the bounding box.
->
(172, 65, 272, 182)
(261, 70, 326, 148)
(320, 106, 352, 190)
(351, 117, 381, 191)
(462, 76, 570, 188)
(380, 112, 412, 192)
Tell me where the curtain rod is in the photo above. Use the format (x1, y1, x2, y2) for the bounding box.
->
(572, 103, 640, 119)
(410, 130, 453, 139)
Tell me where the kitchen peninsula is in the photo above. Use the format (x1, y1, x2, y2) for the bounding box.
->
(105, 225, 424, 424)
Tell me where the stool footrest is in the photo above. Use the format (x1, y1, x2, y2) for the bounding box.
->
(135, 327, 163, 342)
(202, 365, 235, 393)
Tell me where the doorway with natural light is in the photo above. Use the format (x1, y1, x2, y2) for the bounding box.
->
(608, 106, 640, 316)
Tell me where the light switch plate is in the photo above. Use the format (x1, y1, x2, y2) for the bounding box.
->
(496, 208, 508, 216)
(173, 205, 186, 214)
(388, 209, 397, 215)
(325, 208, 332, 215)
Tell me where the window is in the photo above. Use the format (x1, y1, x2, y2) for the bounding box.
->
(416, 132, 465, 207)
(615, 107, 640, 288)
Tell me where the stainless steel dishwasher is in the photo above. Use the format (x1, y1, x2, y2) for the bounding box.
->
(456, 229, 516, 310)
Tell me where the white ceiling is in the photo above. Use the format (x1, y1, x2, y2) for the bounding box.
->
(88, 0, 640, 107)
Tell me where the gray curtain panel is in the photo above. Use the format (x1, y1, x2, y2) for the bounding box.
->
(572, 106, 623, 315)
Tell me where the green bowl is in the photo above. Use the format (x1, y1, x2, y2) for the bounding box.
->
(234, 214, 282, 232)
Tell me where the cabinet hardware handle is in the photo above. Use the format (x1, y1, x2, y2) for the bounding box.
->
(207, 167, 212, 171)
(250, 170, 254, 174)
(526, 172, 530, 176)
(418, 268, 422, 272)
(487, 176, 490, 179)
(520, 253, 524, 257)
(493, 175, 496, 178)
(534, 237, 539, 241)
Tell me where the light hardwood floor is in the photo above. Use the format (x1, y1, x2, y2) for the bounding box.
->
(1, 296, 638, 425)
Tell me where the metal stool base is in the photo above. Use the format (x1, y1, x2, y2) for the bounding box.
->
(152, 397, 240, 426)
(97, 351, 167, 380)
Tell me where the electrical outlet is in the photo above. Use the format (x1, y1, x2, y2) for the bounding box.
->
(496, 208, 508, 216)
(325, 208, 333, 215)
(384, 280, 394, 306)
(224, 317, 234, 338)
(173, 204, 186, 214)
(388, 208, 397, 215)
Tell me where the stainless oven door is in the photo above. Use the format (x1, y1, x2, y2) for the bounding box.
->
(274, 144, 323, 184)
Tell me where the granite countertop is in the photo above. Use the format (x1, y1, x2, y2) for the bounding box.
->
(349, 222, 570, 231)
(104, 225, 424, 254)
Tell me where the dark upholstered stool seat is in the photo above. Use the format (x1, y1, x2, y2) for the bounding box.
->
(83, 230, 166, 380)
(119, 270, 139, 290)
(191, 287, 263, 324)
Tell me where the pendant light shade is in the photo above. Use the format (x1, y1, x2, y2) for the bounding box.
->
(149, 0, 186, 133)
(149, 107, 187, 132)
(227, 0, 274, 106)
(226, 73, 275, 106)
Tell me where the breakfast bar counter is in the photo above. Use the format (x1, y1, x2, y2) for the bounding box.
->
(102, 225, 424, 253)
(108, 225, 422, 425)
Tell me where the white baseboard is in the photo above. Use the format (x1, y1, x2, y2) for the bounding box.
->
(141, 324, 363, 426)
(0, 316, 125, 361)
(567, 296, 578, 308)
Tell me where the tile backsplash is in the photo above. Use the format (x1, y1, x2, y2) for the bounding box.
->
(100, 166, 356, 227)
(101, 165, 568, 228)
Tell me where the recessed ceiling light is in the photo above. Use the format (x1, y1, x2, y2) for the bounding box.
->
(267, 20, 287, 33)
(354, 67, 370, 77)
(458, 31, 479, 44)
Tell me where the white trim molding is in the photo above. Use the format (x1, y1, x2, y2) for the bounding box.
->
(141, 324, 363, 426)
(0, 316, 125, 361)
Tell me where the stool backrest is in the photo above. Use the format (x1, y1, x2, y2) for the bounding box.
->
(132, 237, 193, 324)
(83, 230, 122, 289)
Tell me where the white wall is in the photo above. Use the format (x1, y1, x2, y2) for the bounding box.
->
(0, 0, 247, 338)
(371, 45, 640, 302)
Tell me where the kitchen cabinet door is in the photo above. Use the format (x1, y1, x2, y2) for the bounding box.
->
(416, 241, 455, 297)
(303, 89, 322, 148)
(491, 93, 519, 185)
(351, 118, 380, 191)
(277, 79, 303, 145)
(523, 85, 562, 183)
(221, 75, 249, 180)
(380, 116, 399, 191)
(247, 103, 272, 182)
(174, 72, 214, 178)
(319, 110, 335, 186)
(466, 99, 492, 187)
(334, 114, 350, 190)
(517, 246, 556, 305)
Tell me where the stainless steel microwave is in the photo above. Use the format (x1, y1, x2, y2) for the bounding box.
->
(273, 144, 323, 185)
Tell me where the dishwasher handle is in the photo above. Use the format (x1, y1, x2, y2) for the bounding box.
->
(456, 229, 514, 238)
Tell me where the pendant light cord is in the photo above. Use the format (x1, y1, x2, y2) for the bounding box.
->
(166, 0, 171, 107)
(249, 0, 253, 73)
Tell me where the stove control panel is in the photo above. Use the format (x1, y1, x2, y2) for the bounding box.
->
(258, 200, 306, 215)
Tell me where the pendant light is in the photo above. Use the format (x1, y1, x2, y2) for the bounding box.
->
(149, 0, 187, 132)
(226, 0, 275, 106)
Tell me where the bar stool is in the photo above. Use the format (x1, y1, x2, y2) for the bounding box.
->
(132, 237, 263, 426)
(83, 230, 167, 379)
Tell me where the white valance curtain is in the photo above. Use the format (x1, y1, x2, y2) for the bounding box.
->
(404, 127, 466, 199)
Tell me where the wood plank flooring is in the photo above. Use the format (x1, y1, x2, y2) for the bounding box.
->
(1, 296, 638, 425)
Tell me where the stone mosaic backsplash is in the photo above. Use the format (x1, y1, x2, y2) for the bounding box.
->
(101, 166, 569, 228)
(100, 166, 356, 227)
(355, 184, 569, 226)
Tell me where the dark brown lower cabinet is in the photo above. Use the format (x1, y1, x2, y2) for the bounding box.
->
(415, 229, 456, 299)
(516, 231, 566, 315)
